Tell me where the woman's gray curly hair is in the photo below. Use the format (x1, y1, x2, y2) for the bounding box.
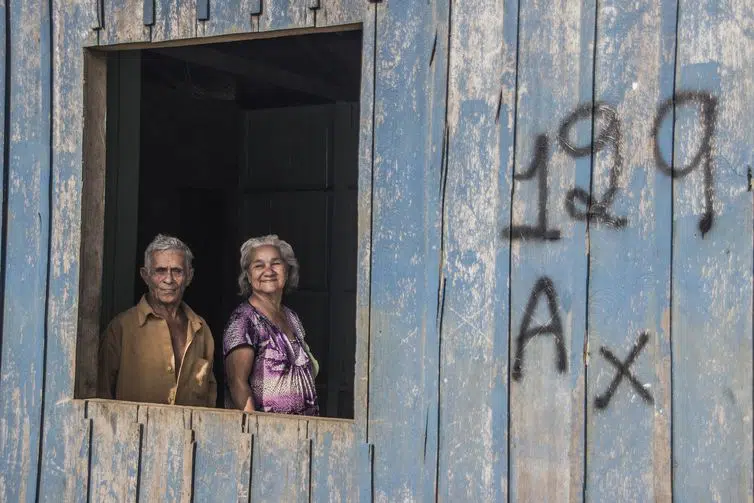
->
(238, 235, 299, 297)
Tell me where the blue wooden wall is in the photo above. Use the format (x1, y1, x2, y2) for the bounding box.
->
(0, 0, 751, 501)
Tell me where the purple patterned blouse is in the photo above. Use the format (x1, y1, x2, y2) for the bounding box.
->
(223, 302, 319, 416)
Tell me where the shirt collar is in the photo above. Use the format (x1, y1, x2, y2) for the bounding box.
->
(136, 294, 204, 332)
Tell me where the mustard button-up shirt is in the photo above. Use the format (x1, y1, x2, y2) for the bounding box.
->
(97, 295, 217, 407)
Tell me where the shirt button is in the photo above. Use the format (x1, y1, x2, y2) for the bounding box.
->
(167, 366, 173, 373)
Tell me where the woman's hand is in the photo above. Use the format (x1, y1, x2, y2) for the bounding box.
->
(225, 346, 256, 413)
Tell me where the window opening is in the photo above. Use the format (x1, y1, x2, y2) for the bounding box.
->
(77, 30, 362, 419)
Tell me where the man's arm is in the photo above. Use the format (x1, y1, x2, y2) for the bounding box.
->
(97, 322, 121, 399)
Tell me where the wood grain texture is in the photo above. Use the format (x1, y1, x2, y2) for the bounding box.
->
(353, 4, 374, 441)
(151, 0, 196, 42)
(75, 49, 107, 400)
(0, 1, 52, 500)
(75, 418, 93, 503)
(367, 1, 448, 500)
(314, 0, 363, 27)
(309, 420, 361, 502)
(436, 0, 515, 500)
(256, 0, 313, 33)
(199, 0, 254, 39)
(251, 415, 311, 502)
(99, 0, 150, 45)
(191, 410, 250, 502)
(38, 0, 98, 501)
(507, 1, 595, 501)
(88, 401, 142, 503)
(0, 0, 5, 302)
(584, 1, 675, 501)
(137, 406, 193, 503)
(671, 0, 754, 500)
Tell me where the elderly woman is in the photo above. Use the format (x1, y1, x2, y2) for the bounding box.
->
(223, 235, 320, 416)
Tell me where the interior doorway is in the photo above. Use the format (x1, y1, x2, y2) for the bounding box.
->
(100, 30, 362, 418)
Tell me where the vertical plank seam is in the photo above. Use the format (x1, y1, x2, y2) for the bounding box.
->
(369, 444, 375, 503)
(0, 0, 11, 389)
(432, 115, 447, 479)
(94, 0, 104, 29)
(582, 0, 601, 499)
(197, 0, 209, 21)
(307, 427, 313, 503)
(505, 0, 523, 500)
(143, 0, 155, 26)
(668, 0, 682, 498)
(181, 409, 191, 503)
(95, 2, 101, 47)
(249, 415, 257, 503)
(35, 0, 55, 497)
(81, 418, 93, 503)
(365, 2, 377, 444)
(84, 404, 94, 503)
(135, 422, 144, 503)
(434, 0, 454, 499)
(434, 278, 445, 501)
(183, 428, 196, 503)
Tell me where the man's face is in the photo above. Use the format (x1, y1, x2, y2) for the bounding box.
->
(140, 250, 193, 308)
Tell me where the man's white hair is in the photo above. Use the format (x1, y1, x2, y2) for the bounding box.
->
(144, 234, 194, 271)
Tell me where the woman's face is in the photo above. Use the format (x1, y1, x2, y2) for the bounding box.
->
(247, 245, 287, 295)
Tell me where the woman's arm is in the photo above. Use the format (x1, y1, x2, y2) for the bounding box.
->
(225, 347, 256, 413)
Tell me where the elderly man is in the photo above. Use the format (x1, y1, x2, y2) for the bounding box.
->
(98, 234, 217, 407)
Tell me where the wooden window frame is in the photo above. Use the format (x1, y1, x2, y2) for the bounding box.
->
(75, 25, 373, 431)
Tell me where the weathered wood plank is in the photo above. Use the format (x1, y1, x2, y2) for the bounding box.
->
(507, 1, 595, 501)
(367, 1, 448, 500)
(191, 410, 251, 502)
(672, 0, 753, 499)
(583, 1, 676, 501)
(314, 0, 363, 27)
(235, 424, 253, 503)
(585, 4, 676, 502)
(75, 418, 93, 503)
(251, 415, 310, 502)
(353, 3, 375, 442)
(257, 0, 313, 33)
(152, 0, 195, 42)
(309, 420, 360, 502)
(88, 401, 142, 503)
(436, 0, 515, 500)
(200, 0, 253, 39)
(74, 48, 107, 399)
(38, 0, 99, 500)
(0, 0, 5, 301)
(0, 0, 53, 500)
(99, 0, 150, 46)
(137, 406, 193, 503)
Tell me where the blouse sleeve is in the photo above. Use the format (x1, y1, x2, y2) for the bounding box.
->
(222, 306, 259, 357)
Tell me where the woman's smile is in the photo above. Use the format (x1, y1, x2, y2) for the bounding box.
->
(248, 245, 288, 294)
